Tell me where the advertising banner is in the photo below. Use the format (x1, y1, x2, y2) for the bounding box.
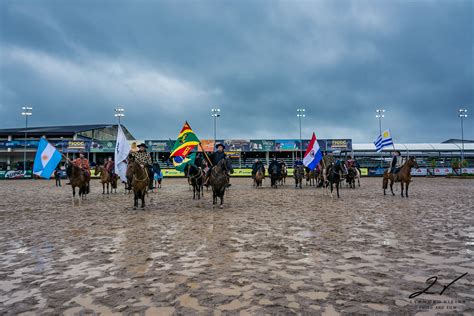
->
(0, 170, 33, 179)
(145, 140, 171, 152)
(198, 139, 218, 152)
(327, 139, 352, 151)
(249, 140, 275, 151)
(360, 168, 368, 176)
(433, 168, 452, 175)
(162, 169, 185, 177)
(461, 168, 474, 174)
(412, 168, 428, 176)
(275, 140, 299, 151)
(90, 141, 116, 153)
(223, 139, 251, 152)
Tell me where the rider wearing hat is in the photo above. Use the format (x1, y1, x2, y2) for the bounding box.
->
(251, 158, 265, 178)
(205, 143, 230, 187)
(104, 156, 115, 176)
(73, 152, 91, 177)
(128, 143, 154, 190)
(388, 150, 403, 174)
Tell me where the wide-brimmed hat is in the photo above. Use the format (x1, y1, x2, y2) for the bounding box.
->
(138, 143, 148, 148)
(215, 143, 225, 149)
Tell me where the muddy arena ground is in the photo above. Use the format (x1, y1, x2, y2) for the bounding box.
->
(0, 177, 472, 315)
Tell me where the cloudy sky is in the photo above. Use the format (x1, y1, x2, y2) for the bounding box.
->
(0, 0, 472, 142)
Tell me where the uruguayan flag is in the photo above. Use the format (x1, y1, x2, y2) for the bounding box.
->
(374, 129, 394, 152)
(33, 138, 62, 179)
(303, 132, 323, 170)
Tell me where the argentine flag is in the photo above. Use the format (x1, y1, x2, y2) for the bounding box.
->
(33, 138, 62, 179)
(374, 129, 394, 152)
(303, 132, 323, 170)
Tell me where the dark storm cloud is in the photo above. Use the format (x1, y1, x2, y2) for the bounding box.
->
(0, 0, 472, 142)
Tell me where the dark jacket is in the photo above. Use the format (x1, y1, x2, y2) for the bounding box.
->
(252, 161, 264, 173)
(268, 160, 281, 175)
(210, 151, 226, 166)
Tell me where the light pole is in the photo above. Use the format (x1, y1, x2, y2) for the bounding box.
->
(459, 108, 468, 163)
(114, 108, 125, 125)
(376, 109, 385, 168)
(21, 106, 33, 173)
(297, 108, 305, 159)
(211, 108, 221, 145)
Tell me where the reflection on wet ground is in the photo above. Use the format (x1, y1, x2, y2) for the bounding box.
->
(0, 178, 472, 314)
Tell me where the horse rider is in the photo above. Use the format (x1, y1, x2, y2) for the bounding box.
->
(73, 152, 91, 180)
(388, 150, 403, 175)
(69, 152, 91, 188)
(268, 156, 281, 175)
(294, 157, 304, 168)
(128, 143, 154, 190)
(322, 151, 335, 173)
(251, 158, 264, 178)
(104, 156, 115, 176)
(205, 143, 231, 187)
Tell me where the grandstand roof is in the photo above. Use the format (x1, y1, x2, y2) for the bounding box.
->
(0, 124, 134, 139)
(352, 143, 474, 151)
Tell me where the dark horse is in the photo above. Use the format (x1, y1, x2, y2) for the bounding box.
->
(65, 160, 90, 199)
(127, 160, 149, 209)
(326, 160, 345, 198)
(345, 167, 357, 189)
(185, 158, 205, 200)
(293, 165, 305, 189)
(383, 156, 419, 197)
(209, 157, 233, 208)
(269, 162, 281, 188)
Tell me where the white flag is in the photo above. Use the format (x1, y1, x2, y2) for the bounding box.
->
(115, 125, 131, 182)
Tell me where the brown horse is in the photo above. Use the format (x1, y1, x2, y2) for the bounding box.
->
(209, 157, 233, 208)
(65, 160, 90, 199)
(305, 168, 317, 187)
(127, 161, 149, 209)
(383, 157, 419, 197)
(254, 164, 265, 188)
(293, 165, 305, 189)
(95, 166, 118, 194)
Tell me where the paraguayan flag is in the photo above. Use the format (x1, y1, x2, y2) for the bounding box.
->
(303, 132, 323, 170)
(115, 124, 131, 183)
(33, 138, 62, 179)
(374, 129, 394, 152)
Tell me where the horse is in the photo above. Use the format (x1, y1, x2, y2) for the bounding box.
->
(254, 164, 265, 188)
(279, 164, 288, 185)
(209, 157, 233, 208)
(383, 156, 419, 197)
(345, 167, 357, 189)
(325, 160, 345, 198)
(293, 165, 305, 189)
(305, 167, 317, 187)
(269, 162, 281, 188)
(95, 166, 118, 194)
(127, 160, 149, 209)
(65, 160, 90, 200)
(186, 163, 205, 199)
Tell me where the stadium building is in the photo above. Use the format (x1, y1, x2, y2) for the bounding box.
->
(0, 124, 472, 178)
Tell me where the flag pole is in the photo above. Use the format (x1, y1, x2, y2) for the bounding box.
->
(200, 143, 214, 167)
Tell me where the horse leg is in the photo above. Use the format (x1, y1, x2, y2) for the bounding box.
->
(141, 190, 145, 209)
(400, 182, 404, 198)
(212, 190, 216, 208)
(336, 180, 340, 198)
(219, 188, 225, 208)
(193, 184, 196, 199)
(405, 182, 409, 198)
(133, 192, 138, 210)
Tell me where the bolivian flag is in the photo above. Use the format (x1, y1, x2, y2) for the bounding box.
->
(170, 122, 200, 171)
